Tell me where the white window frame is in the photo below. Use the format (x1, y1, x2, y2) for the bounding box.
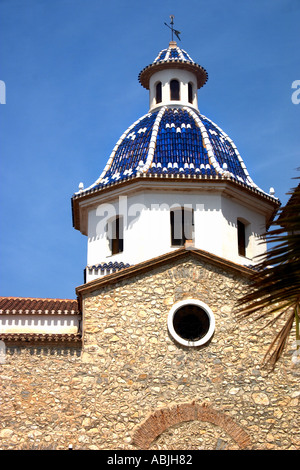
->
(167, 299, 215, 347)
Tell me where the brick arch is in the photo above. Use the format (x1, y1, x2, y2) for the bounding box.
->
(132, 401, 251, 450)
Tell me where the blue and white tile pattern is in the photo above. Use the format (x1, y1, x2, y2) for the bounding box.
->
(84, 106, 259, 192)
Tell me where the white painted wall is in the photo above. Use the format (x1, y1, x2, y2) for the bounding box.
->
(221, 196, 267, 264)
(0, 315, 80, 334)
(86, 189, 267, 281)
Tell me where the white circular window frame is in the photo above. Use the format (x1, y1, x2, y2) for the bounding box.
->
(167, 299, 215, 347)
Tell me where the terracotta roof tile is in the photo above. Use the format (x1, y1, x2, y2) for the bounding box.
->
(0, 297, 80, 315)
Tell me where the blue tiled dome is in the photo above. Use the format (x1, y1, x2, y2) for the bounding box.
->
(77, 43, 267, 197)
(85, 106, 259, 192)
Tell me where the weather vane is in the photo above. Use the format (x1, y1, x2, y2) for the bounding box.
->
(164, 15, 181, 42)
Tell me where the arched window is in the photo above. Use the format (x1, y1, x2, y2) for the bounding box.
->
(188, 82, 194, 104)
(170, 79, 180, 101)
(170, 207, 194, 246)
(109, 216, 124, 255)
(155, 82, 162, 104)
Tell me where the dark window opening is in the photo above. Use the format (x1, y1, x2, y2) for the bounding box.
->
(110, 216, 123, 255)
(237, 220, 246, 257)
(188, 82, 193, 103)
(170, 79, 180, 101)
(170, 208, 194, 246)
(173, 305, 210, 341)
(156, 82, 162, 104)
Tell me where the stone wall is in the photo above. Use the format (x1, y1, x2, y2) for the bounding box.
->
(0, 255, 299, 450)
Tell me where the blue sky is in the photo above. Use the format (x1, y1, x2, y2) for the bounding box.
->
(0, 0, 299, 300)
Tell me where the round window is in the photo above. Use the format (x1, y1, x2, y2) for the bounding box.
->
(167, 299, 215, 347)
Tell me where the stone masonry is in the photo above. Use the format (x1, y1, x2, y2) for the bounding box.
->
(0, 250, 299, 450)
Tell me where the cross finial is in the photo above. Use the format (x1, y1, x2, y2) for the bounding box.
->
(164, 15, 181, 42)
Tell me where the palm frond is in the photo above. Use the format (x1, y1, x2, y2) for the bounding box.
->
(237, 176, 300, 368)
(261, 308, 295, 369)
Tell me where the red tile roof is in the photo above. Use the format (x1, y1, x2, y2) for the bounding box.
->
(0, 297, 80, 315)
(0, 333, 81, 343)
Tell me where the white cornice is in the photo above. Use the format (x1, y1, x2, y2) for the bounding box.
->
(73, 176, 280, 235)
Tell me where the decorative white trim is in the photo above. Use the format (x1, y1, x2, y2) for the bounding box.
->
(167, 299, 215, 347)
(184, 107, 223, 176)
(200, 113, 259, 189)
(0, 314, 80, 335)
(142, 106, 166, 173)
(85, 113, 151, 190)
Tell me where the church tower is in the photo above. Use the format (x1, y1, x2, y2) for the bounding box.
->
(2, 22, 300, 452)
(71, 36, 279, 284)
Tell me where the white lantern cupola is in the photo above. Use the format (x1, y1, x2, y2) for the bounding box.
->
(72, 37, 280, 283)
(139, 41, 208, 112)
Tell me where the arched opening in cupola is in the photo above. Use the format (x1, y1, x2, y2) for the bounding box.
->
(170, 79, 180, 101)
(188, 82, 194, 104)
(155, 81, 162, 104)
